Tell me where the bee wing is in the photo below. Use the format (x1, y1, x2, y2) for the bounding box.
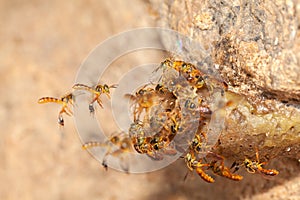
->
(119, 156, 130, 173)
(72, 83, 87, 89)
(109, 84, 118, 89)
(60, 91, 73, 98)
(72, 83, 93, 92)
(124, 94, 136, 102)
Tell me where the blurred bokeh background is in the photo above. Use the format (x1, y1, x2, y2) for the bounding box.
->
(1, 1, 299, 200)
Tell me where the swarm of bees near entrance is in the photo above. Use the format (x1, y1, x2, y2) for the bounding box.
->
(38, 58, 279, 183)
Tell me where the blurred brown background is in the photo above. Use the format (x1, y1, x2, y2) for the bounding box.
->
(1, 1, 299, 200)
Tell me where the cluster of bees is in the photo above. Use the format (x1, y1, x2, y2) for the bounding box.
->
(38, 58, 279, 183)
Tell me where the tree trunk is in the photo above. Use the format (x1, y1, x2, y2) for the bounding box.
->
(149, 0, 300, 162)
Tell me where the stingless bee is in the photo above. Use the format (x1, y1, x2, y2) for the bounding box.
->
(244, 150, 279, 176)
(72, 83, 117, 113)
(125, 84, 176, 121)
(183, 131, 214, 183)
(158, 58, 206, 90)
(184, 151, 215, 183)
(208, 159, 243, 181)
(125, 86, 156, 121)
(38, 92, 74, 126)
(128, 117, 179, 160)
(231, 148, 279, 176)
(82, 132, 132, 171)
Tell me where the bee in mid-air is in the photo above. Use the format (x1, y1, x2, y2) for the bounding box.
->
(72, 83, 117, 113)
(38, 92, 74, 126)
(82, 132, 133, 172)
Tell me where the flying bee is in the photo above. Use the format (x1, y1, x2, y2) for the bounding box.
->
(82, 132, 132, 172)
(231, 148, 279, 176)
(72, 83, 117, 113)
(38, 92, 74, 126)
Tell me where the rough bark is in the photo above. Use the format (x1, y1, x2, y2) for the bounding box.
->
(149, 0, 300, 162)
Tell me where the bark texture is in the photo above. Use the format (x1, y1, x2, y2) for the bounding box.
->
(149, 0, 300, 161)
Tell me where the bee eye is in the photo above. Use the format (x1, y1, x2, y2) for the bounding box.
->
(138, 138, 144, 145)
(138, 89, 145, 95)
(171, 125, 177, 133)
(104, 84, 109, 92)
(96, 85, 102, 92)
(150, 137, 159, 144)
(196, 146, 202, 152)
(111, 136, 119, 143)
(192, 140, 198, 146)
(189, 102, 196, 109)
(162, 59, 171, 67)
(184, 100, 191, 108)
(155, 84, 161, 91)
(121, 142, 128, 149)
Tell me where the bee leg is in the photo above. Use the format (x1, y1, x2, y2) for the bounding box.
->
(90, 94, 100, 104)
(105, 93, 111, 99)
(110, 149, 129, 173)
(64, 105, 73, 116)
(230, 161, 240, 173)
(147, 151, 163, 161)
(96, 98, 104, 109)
(60, 106, 72, 116)
(133, 107, 140, 121)
(255, 147, 260, 163)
